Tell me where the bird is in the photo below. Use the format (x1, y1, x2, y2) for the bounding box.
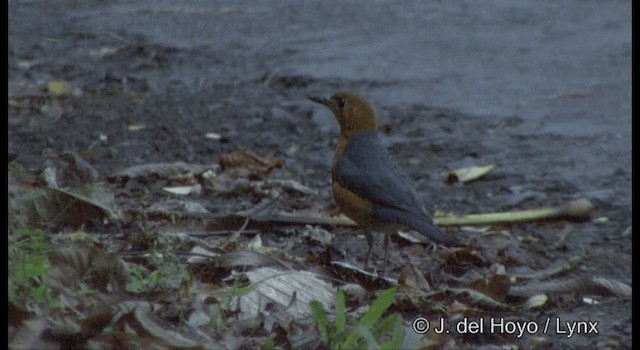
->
(309, 92, 458, 276)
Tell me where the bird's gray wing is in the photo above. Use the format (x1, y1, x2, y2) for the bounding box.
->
(334, 131, 426, 214)
(334, 131, 458, 244)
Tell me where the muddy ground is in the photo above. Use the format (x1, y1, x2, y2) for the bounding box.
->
(8, 1, 631, 349)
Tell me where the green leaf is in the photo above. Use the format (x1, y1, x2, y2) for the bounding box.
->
(379, 314, 405, 349)
(336, 289, 346, 333)
(356, 287, 396, 328)
(31, 284, 48, 300)
(229, 284, 254, 297)
(346, 325, 378, 349)
(309, 300, 329, 344)
(180, 267, 191, 283)
(209, 304, 223, 331)
(125, 280, 146, 293)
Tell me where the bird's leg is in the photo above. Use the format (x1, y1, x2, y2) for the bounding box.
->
(363, 229, 374, 270)
(381, 233, 390, 277)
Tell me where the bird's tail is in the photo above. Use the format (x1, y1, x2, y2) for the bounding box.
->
(376, 207, 459, 245)
(409, 216, 459, 245)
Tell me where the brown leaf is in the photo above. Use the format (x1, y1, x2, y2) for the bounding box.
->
(508, 276, 632, 299)
(465, 275, 511, 301)
(219, 150, 283, 180)
(213, 250, 289, 270)
(46, 245, 131, 293)
(44, 150, 100, 188)
(441, 247, 486, 276)
(110, 161, 217, 181)
(13, 184, 119, 230)
(397, 264, 432, 293)
(133, 305, 200, 348)
(448, 287, 512, 310)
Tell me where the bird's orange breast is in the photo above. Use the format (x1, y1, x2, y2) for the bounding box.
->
(332, 133, 385, 230)
(331, 179, 374, 226)
(331, 134, 374, 226)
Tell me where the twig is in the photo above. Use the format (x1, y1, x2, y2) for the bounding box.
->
(198, 198, 594, 234)
(434, 198, 594, 226)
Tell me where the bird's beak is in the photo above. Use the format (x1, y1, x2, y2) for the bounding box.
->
(308, 96, 332, 108)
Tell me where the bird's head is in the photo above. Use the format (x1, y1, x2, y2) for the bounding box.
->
(309, 92, 377, 137)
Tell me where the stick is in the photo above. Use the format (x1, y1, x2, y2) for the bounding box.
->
(254, 198, 594, 227)
(200, 198, 594, 228)
(433, 198, 594, 226)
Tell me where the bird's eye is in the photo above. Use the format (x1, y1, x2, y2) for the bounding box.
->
(336, 97, 346, 109)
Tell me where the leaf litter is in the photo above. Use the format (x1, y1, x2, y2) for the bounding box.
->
(9, 146, 631, 348)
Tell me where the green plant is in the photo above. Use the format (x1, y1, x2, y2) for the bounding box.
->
(209, 281, 255, 332)
(262, 337, 283, 350)
(310, 287, 416, 349)
(126, 250, 189, 294)
(8, 225, 58, 309)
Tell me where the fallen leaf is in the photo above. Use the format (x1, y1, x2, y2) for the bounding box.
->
(128, 124, 147, 131)
(13, 184, 120, 229)
(47, 80, 73, 96)
(466, 275, 511, 301)
(162, 184, 202, 195)
(525, 294, 548, 309)
(110, 162, 218, 181)
(219, 150, 283, 180)
(445, 164, 497, 184)
(241, 267, 335, 321)
(205, 132, 222, 140)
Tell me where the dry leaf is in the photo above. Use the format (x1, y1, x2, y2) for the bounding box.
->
(46, 245, 131, 293)
(44, 150, 100, 188)
(582, 297, 599, 305)
(128, 124, 146, 131)
(525, 294, 548, 309)
(509, 276, 631, 298)
(466, 275, 511, 301)
(219, 150, 283, 180)
(13, 184, 120, 229)
(47, 80, 72, 96)
(446, 164, 497, 184)
(162, 184, 202, 195)
(110, 161, 218, 180)
(397, 264, 432, 293)
(241, 267, 335, 321)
